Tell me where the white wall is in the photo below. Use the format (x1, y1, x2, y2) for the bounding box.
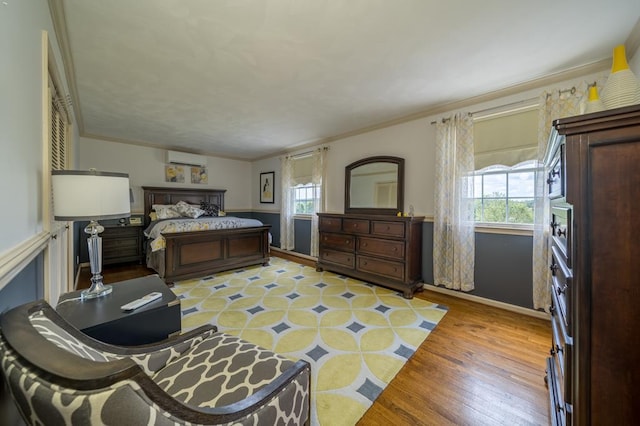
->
(79, 138, 253, 212)
(254, 68, 618, 218)
(0, 0, 75, 255)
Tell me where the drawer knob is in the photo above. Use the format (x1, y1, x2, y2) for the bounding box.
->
(550, 264, 558, 275)
(345, 240, 351, 244)
(556, 227, 567, 237)
(555, 344, 563, 354)
(556, 285, 567, 295)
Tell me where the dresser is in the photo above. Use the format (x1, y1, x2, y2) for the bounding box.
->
(544, 104, 640, 425)
(316, 213, 424, 298)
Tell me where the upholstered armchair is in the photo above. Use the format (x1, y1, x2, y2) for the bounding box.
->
(0, 300, 310, 425)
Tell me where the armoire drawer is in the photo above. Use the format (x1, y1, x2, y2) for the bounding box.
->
(371, 221, 405, 238)
(320, 232, 355, 251)
(357, 236, 404, 260)
(551, 245, 572, 334)
(319, 248, 355, 269)
(551, 206, 572, 268)
(357, 255, 404, 281)
(547, 144, 565, 199)
(551, 288, 573, 421)
(343, 218, 370, 234)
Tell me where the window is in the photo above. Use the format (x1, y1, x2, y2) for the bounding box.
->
(293, 183, 320, 215)
(473, 161, 538, 225)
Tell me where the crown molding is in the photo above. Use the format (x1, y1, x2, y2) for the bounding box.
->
(47, 0, 85, 134)
(49, 1, 612, 162)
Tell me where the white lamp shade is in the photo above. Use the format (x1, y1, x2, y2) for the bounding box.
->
(52, 170, 131, 221)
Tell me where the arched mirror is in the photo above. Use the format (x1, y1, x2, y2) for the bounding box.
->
(345, 156, 404, 215)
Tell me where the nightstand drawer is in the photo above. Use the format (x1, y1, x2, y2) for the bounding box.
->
(102, 226, 140, 238)
(99, 225, 143, 265)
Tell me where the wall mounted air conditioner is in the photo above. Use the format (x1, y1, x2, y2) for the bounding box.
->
(166, 150, 207, 167)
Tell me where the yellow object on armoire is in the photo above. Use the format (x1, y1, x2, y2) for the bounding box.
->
(600, 44, 640, 109)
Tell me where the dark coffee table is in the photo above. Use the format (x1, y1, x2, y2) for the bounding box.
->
(56, 275, 181, 346)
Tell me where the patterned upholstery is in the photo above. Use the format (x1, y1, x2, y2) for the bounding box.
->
(0, 300, 310, 425)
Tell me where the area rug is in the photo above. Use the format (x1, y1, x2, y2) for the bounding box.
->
(172, 257, 448, 426)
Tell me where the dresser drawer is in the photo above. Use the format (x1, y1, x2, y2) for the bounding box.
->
(551, 245, 573, 334)
(343, 218, 370, 234)
(320, 232, 355, 251)
(319, 216, 342, 232)
(547, 144, 565, 199)
(358, 236, 404, 260)
(319, 248, 355, 269)
(357, 255, 404, 281)
(551, 206, 572, 268)
(371, 221, 405, 238)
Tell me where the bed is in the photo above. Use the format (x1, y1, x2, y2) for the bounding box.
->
(142, 186, 271, 284)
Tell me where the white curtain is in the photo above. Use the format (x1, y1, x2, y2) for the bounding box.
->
(280, 155, 295, 250)
(433, 113, 475, 291)
(310, 148, 327, 257)
(532, 81, 599, 309)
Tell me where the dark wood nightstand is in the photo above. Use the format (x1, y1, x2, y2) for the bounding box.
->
(56, 275, 181, 345)
(102, 223, 144, 265)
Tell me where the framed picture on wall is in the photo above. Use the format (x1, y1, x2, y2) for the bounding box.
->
(260, 171, 275, 203)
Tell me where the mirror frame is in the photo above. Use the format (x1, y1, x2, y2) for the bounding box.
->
(345, 156, 404, 215)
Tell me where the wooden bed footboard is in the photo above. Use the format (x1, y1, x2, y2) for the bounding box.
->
(162, 225, 271, 283)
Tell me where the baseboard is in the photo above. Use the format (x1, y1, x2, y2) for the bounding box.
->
(423, 283, 549, 320)
(270, 247, 317, 264)
(73, 262, 90, 291)
(269, 247, 548, 320)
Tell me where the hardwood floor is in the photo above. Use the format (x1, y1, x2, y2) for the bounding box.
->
(79, 257, 551, 426)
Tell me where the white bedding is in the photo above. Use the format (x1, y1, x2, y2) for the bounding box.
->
(144, 216, 266, 252)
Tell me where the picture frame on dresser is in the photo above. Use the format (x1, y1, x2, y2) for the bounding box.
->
(260, 171, 274, 203)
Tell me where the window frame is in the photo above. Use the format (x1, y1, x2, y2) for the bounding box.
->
(472, 161, 540, 230)
(291, 182, 320, 217)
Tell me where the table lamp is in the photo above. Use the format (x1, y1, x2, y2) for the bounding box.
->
(52, 170, 130, 300)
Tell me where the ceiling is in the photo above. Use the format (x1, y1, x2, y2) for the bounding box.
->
(56, 0, 640, 160)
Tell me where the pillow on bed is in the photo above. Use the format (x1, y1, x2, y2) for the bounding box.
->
(175, 200, 205, 218)
(200, 201, 219, 217)
(154, 205, 181, 220)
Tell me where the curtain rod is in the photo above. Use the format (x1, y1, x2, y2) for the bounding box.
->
(429, 84, 578, 125)
(285, 146, 329, 160)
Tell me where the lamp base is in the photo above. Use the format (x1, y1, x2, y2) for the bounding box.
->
(81, 275, 112, 300)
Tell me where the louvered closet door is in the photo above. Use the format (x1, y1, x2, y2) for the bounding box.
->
(46, 86, 71, 305)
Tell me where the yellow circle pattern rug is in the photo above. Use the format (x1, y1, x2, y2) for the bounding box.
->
(172, 257, 448, 426)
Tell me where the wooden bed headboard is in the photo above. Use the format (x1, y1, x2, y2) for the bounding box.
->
(142, 186, 226, 226)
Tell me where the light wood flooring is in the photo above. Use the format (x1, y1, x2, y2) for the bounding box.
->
(78, 256, 551, 426)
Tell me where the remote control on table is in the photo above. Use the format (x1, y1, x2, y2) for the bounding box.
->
(121, 292, 163, 311)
